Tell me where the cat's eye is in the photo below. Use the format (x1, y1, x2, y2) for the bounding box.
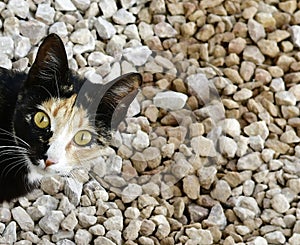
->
(34, 111, 50, 129)
(73, 130, 93, 146)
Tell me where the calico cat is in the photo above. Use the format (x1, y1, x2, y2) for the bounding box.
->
(0, 34, 142, 202)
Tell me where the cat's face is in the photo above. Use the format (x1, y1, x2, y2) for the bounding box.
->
(13, 34, 141, 183)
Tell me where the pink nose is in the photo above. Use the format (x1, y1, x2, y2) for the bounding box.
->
(45, 159, 56, 168)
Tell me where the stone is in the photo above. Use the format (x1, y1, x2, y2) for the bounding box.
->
(183, 175, 200, 200)
(244, 121, 269, 140)
(20, 20, 47, 45)
(72, 0, 91, 11)
(94, 17, 116, 39)
(205, 203, 227, 229)
(275, 91, 296, 106)
(55, 0, 76, 11)
(87, 52, 114, 66)
(35, 3, 55, 25)
(280, 130, 300, 143)
(218, 118, 241, 137)
(186, 228, 213, 244)
(247, 237, 268, 245)
(151, 215, 171, 239)
(198, 166, 217, 189)
(2, 221, 17, 244)
(112, 9, 136, 25)
(153, 91, 187, 110)
(61, 211, 78, 231)
(0, 36, 14, 59)
(270, 194, 290, 213)
(89, 224, 105, 236)
(257, 39, 280, 58)
(233, 88, 253, 101)
(40, 176, 62, 195)
(124, 24, 140, 40)
(218, 136, 237, 158)
(103, 215, 123, 231)
(237, 152, 263, 171)
(78, 213, 97, 228)
(290, 25, 300, 48)
(211, 180, 231, 203)
(138, 22, 154, 40)
(264, 231, 286, 244)
(7, 0, 29, 19)
(123, 220, 142, 240)
(228, 37, 247, 54)
(11, 207, 34, 232)
(94, 237, 115, 245)
(123, 46, 152, 66)
(121, 183, 143, 203)
(196, 24, 215, 42)
(154, 22, 177, 38)
(270, 78, 285, 92)
(191, 136, 217, 157)
(74, 229, 92, 244)
(248, 18, 266, 42)
(64, 178, 83, 206)
(14, 35, 31, 59)
(38, 210, 65, 234)
(132, 129, 149, 151)
(49, 22, 68, 37)
(0, 207, 11, 223)
(70, 29, 92, 45)
(98, 0, 117, 18)
(243, 45, 265, 64)
(289, 233, 300, 245)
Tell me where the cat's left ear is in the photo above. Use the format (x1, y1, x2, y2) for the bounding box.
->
(26, 34, 68, 87)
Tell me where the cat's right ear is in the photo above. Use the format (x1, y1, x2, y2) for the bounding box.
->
(26, 34, 68, 88)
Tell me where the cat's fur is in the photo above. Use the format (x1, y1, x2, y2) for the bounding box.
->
(0, 34, 142, 202)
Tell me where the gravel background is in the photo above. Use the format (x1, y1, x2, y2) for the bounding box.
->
(1, 0, 300, 244)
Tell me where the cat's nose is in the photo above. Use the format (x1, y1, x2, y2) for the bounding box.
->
(45, 159, 56, 167)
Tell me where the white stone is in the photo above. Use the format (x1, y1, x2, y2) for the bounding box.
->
(271, 193, 290, 213)
(275, 91, 297, 106)
(2, 221, 17, 244)
(73, 35, 95, 54)
(124, 24, 141, 41)
(205, 203, 227, 229)
(70, 29, 92, 45)
(132, 129, 149, 151)
(244, 121, 269, 140)
(154, 22, 177, 38)
(39, 210, 65, 234)
(35, 3, 55, 25)
(247, 237, 268, 245)
(113, 8, 136, 25)
(191, 136, 217, 157)
(186, 228, 213, 244)
(94, 17, 116, 39)
(49, 22, 68, 37)
(64, 178, 83, 206)
(20, 20, 47, 45)
(218, 136, 237, 158)
(121, 183, 143, 203)
(0, 36, 14, 59)
(289, 233, 300, 245)
(264, 231, 286, 244)
(14, 35, 31, 59)
(153, 91, 188, 110)
(11, 207, 34, 232)
(138, 22, 154, 40)
(7, 0, 29, 19)
(218, 118, 241, 137)
(72, 0, 91, 11)
(237, 152, 263, 171)
(123, 46, 152, 66)
(99, 0, 118, 18)
(270, 78, 285, 92)
(290, 25, 300, 48)
(55, 0, 76, 11)
(88, 52, 114, 66)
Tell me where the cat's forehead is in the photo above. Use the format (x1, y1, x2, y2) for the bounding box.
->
(39, 95, 91, 131)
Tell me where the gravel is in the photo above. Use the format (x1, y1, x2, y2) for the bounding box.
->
(1, 0, 300, 244)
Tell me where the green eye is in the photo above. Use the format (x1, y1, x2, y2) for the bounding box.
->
(34, 111, 50, 129)
(74, 130, 93, 146)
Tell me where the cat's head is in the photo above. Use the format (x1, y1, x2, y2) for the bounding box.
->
(13, 34, 142, 181)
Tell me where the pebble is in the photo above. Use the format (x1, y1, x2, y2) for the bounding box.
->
(64, 178, 83, 206)
(0, 36, 14, 59)
(211, 180, 231, 203)
(55, 0, 76, 11)
(35, 3, 55, 25)
(7, 0, 29, 19)
(19, 20, 47, 45)
(186, 228, 213, 244)
(237, 152, 263, 171)
(218, 136, 237, 158)
(205, 203, 227, 230)
(290, 25, 300, 47)
(113, 9, 136, 25)
(271, 194, 290, 213)
(244, 121, 269, 140)
(121, 183, 143, 203)
(94, 17, 116, 39)
(38, 210, 65, 234)
(191, 136, 217, 157)
(243, 45, 265, 64)
(11, 207, 34, 232)
(248, 18, 266, 42)
(154, 22, 177, 38)
(99, 0, 117, 18)
(2, 221, 17, 244)
(275, 91, 297, 106)
(123, 45, 151, 66)
(153, 91, 187, 110)
(264, 231, 286, 244)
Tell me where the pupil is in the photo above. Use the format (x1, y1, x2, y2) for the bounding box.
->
(81, 133, 84, 141)
(40, 116, 44, 123)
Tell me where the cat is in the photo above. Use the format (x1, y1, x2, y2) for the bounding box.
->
(0, 33, 142, 202)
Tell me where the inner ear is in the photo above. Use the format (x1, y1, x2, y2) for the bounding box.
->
(26, 34, 69, 88)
